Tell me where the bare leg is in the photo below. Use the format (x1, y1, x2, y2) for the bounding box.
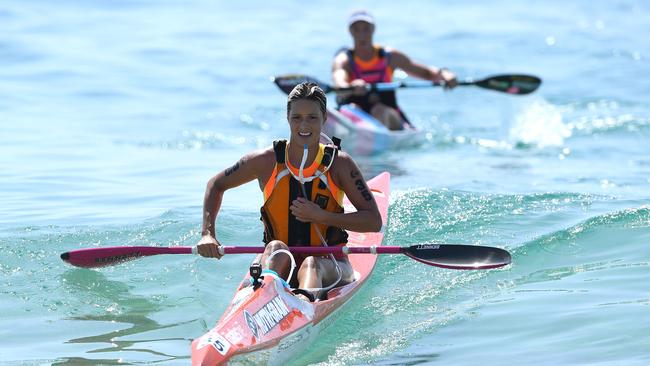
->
(260, 240, 291, 280)
(297, 256, 355, 289)
(371, 103, 404, 131)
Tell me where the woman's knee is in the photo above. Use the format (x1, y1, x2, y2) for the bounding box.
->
(371, 104, 403, 130)
(339, 261, 355, 282)
(385, 109, 404, 130)
(299, 256, 319, 271)
(370, 103, 386, 119)
(264, 240, 288, 254)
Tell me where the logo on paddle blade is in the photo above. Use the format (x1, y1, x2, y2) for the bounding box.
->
(417, 244, 440, 250)
(95, 251, 142, 264)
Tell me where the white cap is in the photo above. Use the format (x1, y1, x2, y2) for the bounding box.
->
(348, 10, 375, 26)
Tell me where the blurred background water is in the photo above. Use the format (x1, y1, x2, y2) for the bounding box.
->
(1, 0, 649, 365)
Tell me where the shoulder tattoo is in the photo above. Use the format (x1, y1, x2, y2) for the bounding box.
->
(224, 159, 242, 176)
(350, 170, 372, 201)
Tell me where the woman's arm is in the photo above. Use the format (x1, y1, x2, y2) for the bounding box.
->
(332, 51, 367, 96)
(197, 149, 271, 257)
(390, 49, 457, 88)
(332, 51, 352, 87)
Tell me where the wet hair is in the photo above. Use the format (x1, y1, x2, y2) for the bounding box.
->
(287, 82, 327, 118)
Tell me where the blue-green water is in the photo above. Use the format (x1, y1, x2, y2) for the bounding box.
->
(1, 1, 649, 365)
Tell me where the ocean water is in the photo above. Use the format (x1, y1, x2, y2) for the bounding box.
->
(1, 0, 649, 365)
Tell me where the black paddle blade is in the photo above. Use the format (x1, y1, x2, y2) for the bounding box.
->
(272, 74, 333, 95)
(404, 244, 512, 270)
(474, 74, 541, 95)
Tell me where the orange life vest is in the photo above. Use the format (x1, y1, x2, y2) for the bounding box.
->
(348, 45, 394, 83)
(260, 140, 348, 247)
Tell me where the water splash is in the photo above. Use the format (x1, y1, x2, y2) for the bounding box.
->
(510, 99, 571, 148)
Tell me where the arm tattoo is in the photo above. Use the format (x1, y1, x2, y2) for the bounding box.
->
(224, 160, 241, 176)
(351, 169, 373, 201)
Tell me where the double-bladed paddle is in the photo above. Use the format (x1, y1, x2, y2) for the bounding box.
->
(60, 244, 511, 270)
(272, 73, 541, 96)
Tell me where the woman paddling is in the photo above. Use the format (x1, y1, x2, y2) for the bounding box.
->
(196, 82, 382, 301)
(332, 9, 458, 131)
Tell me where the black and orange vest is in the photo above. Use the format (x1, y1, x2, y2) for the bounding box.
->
(347, 45, 394, 84)
(337, 46, 402, 114)
(260, 140, 348, 247)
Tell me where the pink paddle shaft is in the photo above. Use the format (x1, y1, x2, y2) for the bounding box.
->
(61, 245, 402, 268)
(222, 246, 401, 255)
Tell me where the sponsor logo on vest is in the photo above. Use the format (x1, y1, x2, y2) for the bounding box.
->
(244, 310, 259, 340)
(253, 296, 290, 335)
(315, 194, 329, 209)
